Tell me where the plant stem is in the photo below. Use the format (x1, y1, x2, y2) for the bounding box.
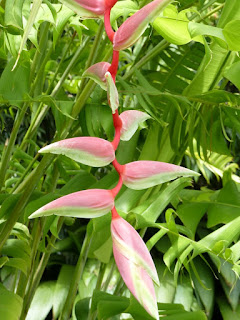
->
(104, 9, 115, 42)
(77, 21, 105, 97)
(20, 217, 64, 320)
(0, 102, 28, 191)
(0, 154, 54, 252)
(123, 39, 169, 80)
(20, 36, 90, 150)
(59, 232, 93, 320)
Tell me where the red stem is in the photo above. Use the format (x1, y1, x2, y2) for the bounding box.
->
(111, 111, 122, 150)
(111, 175, 123, 197)
(104, 5, 123, 202)
(112, 159, 124, 174)
(108, 50, 119, 82)
(104, 9, 115, 42)
(111, 206, 120, 219)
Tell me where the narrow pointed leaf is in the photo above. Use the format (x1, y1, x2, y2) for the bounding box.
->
(105, 71, 119, 114)
(120, 110, 151, 141)
(29, 189, 114, 219)
(113, 0, 172, 51)
(39, 137, 115, 167)
(83, 62, 111, 90)
(111, 214, 159, 320)
(122, 161, 199, 190)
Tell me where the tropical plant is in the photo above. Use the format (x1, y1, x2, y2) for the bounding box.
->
(0, 0, 240, 319)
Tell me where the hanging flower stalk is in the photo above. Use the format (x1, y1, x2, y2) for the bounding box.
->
(30, 0, 198, 318)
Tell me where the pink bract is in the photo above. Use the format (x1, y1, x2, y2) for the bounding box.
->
(119, 110, 151, 141)
(121, 160, 199, 189)
(74, 0, 118, 15)
(111, 213, 159, 319)
(83, 62, 111, 90)
(39, 137, 115, 167)
(113, 0, 171, 51)
(29, 189, 115, 219)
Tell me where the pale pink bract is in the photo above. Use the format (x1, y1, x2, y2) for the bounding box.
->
(121, 160, 199, 189)
(74, 0, 118, 15)
(29, 189, 115, 219)
(111, 213, 159, 320)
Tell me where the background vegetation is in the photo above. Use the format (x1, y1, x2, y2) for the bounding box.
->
(0, 0, 240, 319)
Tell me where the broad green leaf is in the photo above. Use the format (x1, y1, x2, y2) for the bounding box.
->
(217, 296, 240, 320)
(177, 202, 208, 237)
(2, 239, 31, 263)
(12, 0, 42, 70)
(173, 276, 193, 311)
(223, 20, 240, 51)
(153, 6, 202, 45)
(0, 284, 23, 320)
(0, 194, 21, 220)
(74, 298, 90, 320)
(110, 0, 138, 26)
(53, 265, 75, 319)
(53, 4, 75, 47)
(4, 0, 24, 34)
(224, 60, 240, 90)
(59, 172, 96, 195)
(193, 216, 240, 257)
(88, 215, 112, 263)
(188, 22, 226, 47)
(5, 258, 29, 275)
(207, 181, 240, 227)
(163, 236, 191, 270)
(184, 40, 228, 96)
(191, 258, 214, 317)
(91, 291, 129, 319)
(218, 0, 240, 28)
(154, 262, 176, 303)
(0, 256, 9, 268)
(26, 282, 56, 320)
(139, 177, 192, 222)
(0, 57, 30, 107)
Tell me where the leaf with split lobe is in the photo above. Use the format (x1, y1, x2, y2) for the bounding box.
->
(39, 137, 115, 167)
(83, 62, 111, 90)
(113, 0, 172, 51)
(120, 110, 151, 141)
(29, 189, 115, 219)
(121, 161, 199, 190)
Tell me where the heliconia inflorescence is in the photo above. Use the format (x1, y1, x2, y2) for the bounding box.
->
(29, 1, 198, 319)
